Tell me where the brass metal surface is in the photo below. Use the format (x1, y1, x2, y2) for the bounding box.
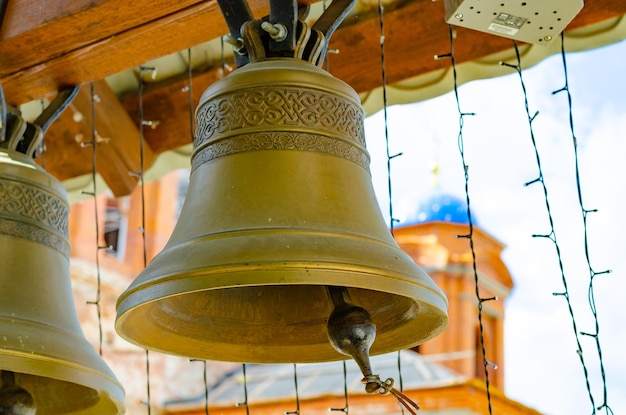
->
(115, 58, 448, 363)
(0, 149, 125, 414)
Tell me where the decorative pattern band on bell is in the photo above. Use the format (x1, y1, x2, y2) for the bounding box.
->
(0, 146, 125, 414)
(115, 56, 448, 363)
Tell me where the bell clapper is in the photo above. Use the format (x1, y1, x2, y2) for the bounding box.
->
(325, 285, 375, 377)
(325, 286, 421, 414)
(0, 370, 36, 415)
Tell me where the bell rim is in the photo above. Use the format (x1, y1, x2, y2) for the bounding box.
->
(0, 353, 125, 413)
(0, 317, 125, 411)
(115, 264, 448, 362)
(117, 261, 448, 309)
(117, 225, 448, 308)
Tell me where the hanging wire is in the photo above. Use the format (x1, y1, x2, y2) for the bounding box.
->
(329, 361, 349, 413)
(0, 0, 6, 30)
(321, 0, 333, 71)
(434, 25, 495, 414)
(285, 364, 301, 415)
(220, 36, 226, 76)
(552, 33, 613, 415)
(136, 68, 151, 269)
(396, 352, 405, 407)
(218, 36, 235, 79)
(376, 0, 402, 236)
(373, 3, 421, 414)
(500, 41, 596, 414)
(184, 50, 210, 415)
(0, 1, 5, 144)
(39, 99, 46, 168)
(184, 48, 195, 143)
(236, 364, 251, 415)
(80, 83, 106, 357)
(0, 81, 5, 143)
(373, 4, 422, 414)
(190, 359, 210, 415)
(136, 65, 155, 415)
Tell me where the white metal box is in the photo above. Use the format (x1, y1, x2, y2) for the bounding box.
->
(444, 0, 584, 45)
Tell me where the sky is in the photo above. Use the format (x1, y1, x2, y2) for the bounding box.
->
(363, 39, 626, 415)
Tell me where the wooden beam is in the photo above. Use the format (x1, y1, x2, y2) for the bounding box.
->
(43, 81, 155, 197)
(2, 0, 624, 106)
(0, 0, 206, 78)
(0, 0, 272, 105)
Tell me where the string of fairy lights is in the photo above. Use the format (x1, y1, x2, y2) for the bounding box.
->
(320, 3, 352, 411)
(376, 1, 413, 414)
(137, 64, 155, 415)
(553, 34, 613, 415)
(84, 82, 106, 357)
(376, 0, 402, 237)
(238, 364, 251, 415)
(499, 38, 613, 414)
(329, 362, 350, 413)
(184, 47, 212, 415)
(433, 25, 497, 414)
(286, 364, 302, 415)
(190, 359, 210, 415)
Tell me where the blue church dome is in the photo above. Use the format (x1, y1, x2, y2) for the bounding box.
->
(407, 193, 472, 225)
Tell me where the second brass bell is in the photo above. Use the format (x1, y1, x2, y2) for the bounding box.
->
(116, 58, 448, 363)
(0, 148, 125, 414)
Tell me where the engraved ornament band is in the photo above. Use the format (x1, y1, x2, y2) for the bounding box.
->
(193, 86, 369, 172)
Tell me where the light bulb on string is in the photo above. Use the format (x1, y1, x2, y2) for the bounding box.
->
(0, 371, 36, 415)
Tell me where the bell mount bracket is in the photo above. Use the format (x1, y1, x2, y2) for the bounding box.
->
(217, 0, 356, 67)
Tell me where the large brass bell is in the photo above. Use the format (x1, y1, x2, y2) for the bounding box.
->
(116, 52, 448, 363)
(0, 146, 125, 414)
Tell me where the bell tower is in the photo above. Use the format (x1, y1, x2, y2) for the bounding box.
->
(393, 194, 513, 390)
